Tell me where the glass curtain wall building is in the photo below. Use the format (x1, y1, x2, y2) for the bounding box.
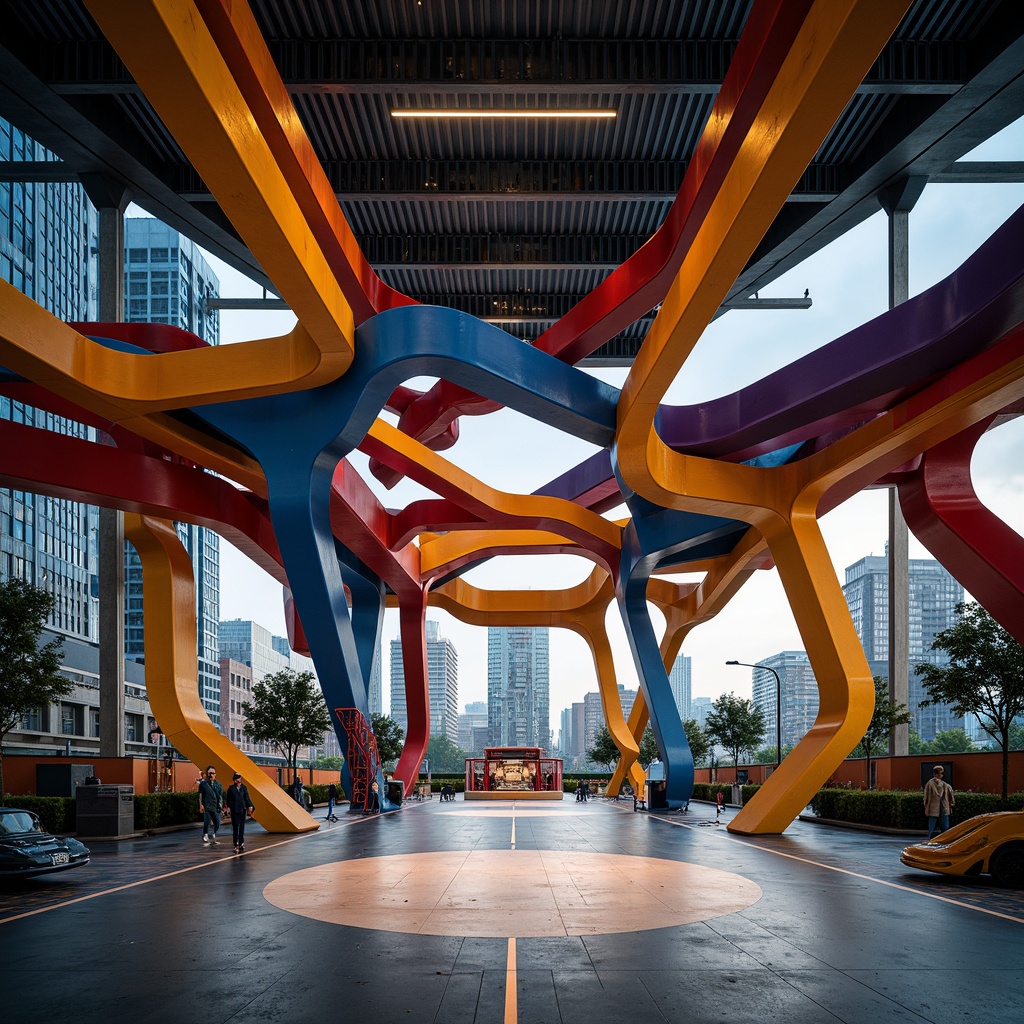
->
(669, 654, 692, 721)
(487, 625, 549, 751)
(390, 619, 459, 742)
(842, 553, 964, 740)
(122, 218, 222, 722)
(1, 118, 100, 642)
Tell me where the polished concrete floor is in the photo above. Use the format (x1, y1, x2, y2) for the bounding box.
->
(2, 797, 1022, 1023)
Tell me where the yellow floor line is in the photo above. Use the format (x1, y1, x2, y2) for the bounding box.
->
(504, 936, 517, 1024)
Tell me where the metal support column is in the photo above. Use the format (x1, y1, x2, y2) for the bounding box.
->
(880, 177, 925, 757)
(82, 174, 131, 758)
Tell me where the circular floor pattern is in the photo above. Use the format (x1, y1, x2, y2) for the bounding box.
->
(263, 850, 762, 937)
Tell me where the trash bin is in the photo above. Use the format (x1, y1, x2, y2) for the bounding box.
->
(386, 779, 404, 806)
(76, 784, 135, 837)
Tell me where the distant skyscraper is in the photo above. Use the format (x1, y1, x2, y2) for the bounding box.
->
(582, 691, 604, 758)
(690, 697, 712, 730)
(390, 620, 459, 741)
(122, 218, 222, 721)
(752, 652, 819, 751)
(1, 118, 100, 642)
(843, 553, 963, 740)
(487, 626, 549, 749)
(458, 701, 489, 754)
(669, 654, 692, 720)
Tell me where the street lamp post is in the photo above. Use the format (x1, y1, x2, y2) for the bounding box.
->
(726, 660, 782, 771)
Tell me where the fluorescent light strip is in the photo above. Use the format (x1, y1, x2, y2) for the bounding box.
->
(391, 109, 616, 120)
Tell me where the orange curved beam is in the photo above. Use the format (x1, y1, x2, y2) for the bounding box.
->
(432, 568, 646, 794)
(123, 513, 315, 833)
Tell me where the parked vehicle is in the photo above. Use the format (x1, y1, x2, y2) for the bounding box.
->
(901, 811, 1024, 887)
(0, 807, 91, 878)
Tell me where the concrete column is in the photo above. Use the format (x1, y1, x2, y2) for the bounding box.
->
(880, 178, 924, 756)
(82, 174, 131, 758)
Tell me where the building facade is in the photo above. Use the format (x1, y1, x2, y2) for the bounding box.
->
(487, 625, 549, 750)
(842, 553, 964, 740)
(751, 652, 820, 752)
(390, 619, 459, 742)
(458, 701, 489, 756)
(122, 218, 222, 723)
(217, 619, 328, 763)
(669, 654, 691, 720)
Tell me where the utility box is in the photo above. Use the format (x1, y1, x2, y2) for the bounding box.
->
(36, 763, 95, 797)
(76, 784, 135, 837)
(386, 779, 404, 806)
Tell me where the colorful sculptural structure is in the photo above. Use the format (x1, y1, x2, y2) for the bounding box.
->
(3, 0, 1024, 833)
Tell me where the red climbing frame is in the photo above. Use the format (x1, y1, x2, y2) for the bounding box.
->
(335, 708, 381, 811)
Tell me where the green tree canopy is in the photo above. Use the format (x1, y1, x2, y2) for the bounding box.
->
(705, 692, 766, 768)
(682, 718, 712, 768)
(310, 755, 345, 771)
(638, 725, 659, 769)
(0, 579, 70, 795)
(425, 733, 469, 774)
(916, 602, 1024, 799)
(370, 713, 404, 768)
(928, 727, 975, 754)
(242, 669, 331, 777)
(587, 725, 619, 771)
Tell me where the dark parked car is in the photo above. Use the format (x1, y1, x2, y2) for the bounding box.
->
(0, 807, 91, 878)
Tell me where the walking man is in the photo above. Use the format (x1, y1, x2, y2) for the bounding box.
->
(225, 772, 255, 852)
(325, 783, 339, 822)
(923, 765, 955, 839)
(199, 766, 223, 845)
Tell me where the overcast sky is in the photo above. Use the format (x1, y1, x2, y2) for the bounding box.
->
(203, 115, 1024, 729)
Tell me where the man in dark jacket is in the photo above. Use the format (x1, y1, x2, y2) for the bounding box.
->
(225, 772, 255, 852)
(198, 766, 223, 846)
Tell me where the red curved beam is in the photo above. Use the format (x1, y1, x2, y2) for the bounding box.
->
(898, 413, 1024, 648)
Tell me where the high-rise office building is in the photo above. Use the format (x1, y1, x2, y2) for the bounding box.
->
(487, 625, 549, 750)
(669, 654, 692, 720)
(390, 619, 459, 741)
(842, 553, 963, 740)
(458, 701, 489, 755)
(122, 218, 222, 721)
(751, 652, 819, 751)
(1, 118, 100, 642)
(1, 119, 161, 757)
(690, 696, 713, 730)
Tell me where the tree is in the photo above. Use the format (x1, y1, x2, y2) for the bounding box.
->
(682, 719, 711, 768)
(243, 669, 331, 779)
(907, 728, 929, 755)
(426, 734, 469, 774)
(917, 602, 1024, 800)
(310, 755, 345, 771)
(370, 713, 404, 768)
(856, 676, 912, 789)
(0, 579, 70, 795)
(928, 728, 974, 754)
(587, 725, 619, 771)
(638, 725, 660, 769)
(705, 692, 766, 769)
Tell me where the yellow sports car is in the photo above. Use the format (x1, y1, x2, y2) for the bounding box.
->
(901, 811, 1024, 887)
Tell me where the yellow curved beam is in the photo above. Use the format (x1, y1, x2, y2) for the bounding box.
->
(432, 568, 645, 793)
(123, 513, 315, 833)
(83, 0, 355, 393)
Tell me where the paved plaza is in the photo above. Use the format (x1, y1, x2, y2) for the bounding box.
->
(2, 798, 1022, 1023)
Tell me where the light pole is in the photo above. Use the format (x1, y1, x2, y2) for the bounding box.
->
(726, 660, 782, 771)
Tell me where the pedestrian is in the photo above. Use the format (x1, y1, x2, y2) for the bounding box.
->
(325, 783, 339, 822)
(292, 774, 304, 807)
(923, 765, 955, 839)
(199, 765, 223, 845)
(715, 789, 724, 823)
(224, 772, 255, 852)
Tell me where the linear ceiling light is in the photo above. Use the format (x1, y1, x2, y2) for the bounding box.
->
(391, 109, 616, 120)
